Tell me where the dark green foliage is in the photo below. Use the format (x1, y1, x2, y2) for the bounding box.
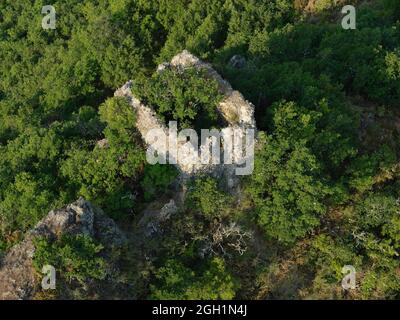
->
(33, 234, 106, 285)
(133, 67, 223, 131)
(0, 0, 153, 240)
(0, 127, 64, 242)
(304, 187, 400, 299)
(61, 97, 144, 218)
(345, 145, 397, 193)
(246, 102, 332, 243)
(384, 0, 400, 20)
(150, 257, 237, 300)
(141, 164, 178, 202)
(186, 177, 232, 219)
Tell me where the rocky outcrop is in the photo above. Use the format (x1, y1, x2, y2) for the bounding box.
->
(0, 198, 126, 300)
(139, 199, 178, 237)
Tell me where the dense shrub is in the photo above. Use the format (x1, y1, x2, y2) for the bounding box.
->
(133, 67, 223, 131)
(33, 234, 106, 285)
(150, 257, 237, 300)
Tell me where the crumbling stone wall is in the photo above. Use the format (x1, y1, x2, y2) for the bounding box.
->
(115, 50, 257, 187)
(169, 50, 256, 129)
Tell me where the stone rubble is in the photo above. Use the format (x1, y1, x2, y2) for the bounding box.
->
(0, 198, 125, 300)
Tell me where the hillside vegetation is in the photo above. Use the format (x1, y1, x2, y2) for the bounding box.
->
(0, 0, 399, 299)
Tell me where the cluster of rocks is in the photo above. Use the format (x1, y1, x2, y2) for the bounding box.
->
(138, 199, 178, 237)
(0, 198, 126, 300)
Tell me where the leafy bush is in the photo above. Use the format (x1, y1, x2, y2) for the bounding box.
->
(245, 102, 332, 243)
(133, 67, 223, 131)
(33, 234, 107, 285)
(186, 177, 232, 219)
(150, 257, 237, 300)
(141, 164, 178, 202)
(61, 97, 145, 218)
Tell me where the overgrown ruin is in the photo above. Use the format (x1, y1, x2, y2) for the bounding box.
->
(115, 50, 257, 190)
